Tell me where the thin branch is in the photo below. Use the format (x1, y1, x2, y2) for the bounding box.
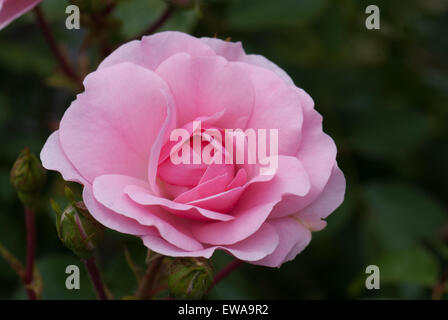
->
(432, 265, 448, 300)
(134, 255, 164, 299)
(33, 6, 82, 89)
(0, 243, 25, 278)
(0, 209, 38, 299)
(212, 259, 243, 288)
(24, 207, 37, 300)
(135, 6, 174, 40)
(83, 257, 109, 300)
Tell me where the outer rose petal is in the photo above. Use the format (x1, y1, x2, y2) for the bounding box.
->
(92, 174, 204, 251)
(59, 62, 172, 183)
(269, 90, 337, 218)
(191, 156, 310, 245)
(200, 37, 294, 85)
(99, 31, 215, 71)
(295, 96, 338, 209)
(0, 0, 41, 30)
(241, 54, 294, 86)
(40, 131, 87, 185)
(242, 63, 303, 156)
(155, 53, 254, 128)
(200, 37, 245, 61)
(83, 185, 155, 236)
(252, 218, 311, 267)
(295, 164, 346, 231)
(142, 223, 279, 262)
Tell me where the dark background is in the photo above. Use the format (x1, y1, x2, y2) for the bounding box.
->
(0, 0, 447, 299)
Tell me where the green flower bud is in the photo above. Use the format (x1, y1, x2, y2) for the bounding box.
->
(10, 148, 46, 206)
(166, 257, 213, 299)
(52, 188, 103, 259)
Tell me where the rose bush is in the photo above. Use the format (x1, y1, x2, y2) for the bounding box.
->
(41, 31, 345, 267)
(0, 0, 41, 30)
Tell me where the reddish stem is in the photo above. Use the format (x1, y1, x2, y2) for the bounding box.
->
(212, 259, 243, 288)
(24, 207, 36, 300)
(136, 6, 174, 40)
(83, 257, 109, 300)
(432, 266, 448, 300)
(33, 6, 82, 89)
(135, 255, 164, 299)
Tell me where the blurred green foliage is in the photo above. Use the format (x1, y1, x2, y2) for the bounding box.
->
(0, 0, 448, 299)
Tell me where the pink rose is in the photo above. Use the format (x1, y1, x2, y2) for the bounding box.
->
(0, 0, 41, 30)
(41, 31, 345, 267)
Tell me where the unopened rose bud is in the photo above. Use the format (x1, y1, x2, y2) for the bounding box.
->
(10, 148, 46, 206)
(52, 188, 103, 259)
(166, 257, 213, 299)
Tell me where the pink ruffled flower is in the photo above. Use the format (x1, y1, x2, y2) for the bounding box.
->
(41, 31, 345, 267)
(0, 0, 41, 30)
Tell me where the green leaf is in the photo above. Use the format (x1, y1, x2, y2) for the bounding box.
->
(0, 43, 53, 76)
(228, 0, 330, 31)
(378, 246, 439, 287)
(36, 254, 95, 299)
(348, 106, 431, 159)
(348, 245, 438, 297)
(114, 0, 198, 38)
(362, 180, 447, 251)
(114, 0, 164, 38)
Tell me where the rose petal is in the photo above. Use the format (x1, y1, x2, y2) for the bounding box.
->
(242, 63, 303, 156)
(59, 62, 172, 183)
(174, 173, 230, 204)
(142, 223, 279, 261)
(186, 186, 245, 213)
(92, 174, 204, 251)
(82, 184, 155, 236)
(158, 151, 208, 187)
(252, 218, 311, 267)
(200, 37, 294, 85)
(0, 0, 41, 30)
(192, 156, 310, 245)
(156, 53, 254, 128)
(125, 184, 235, 222)
(226, 168, 248, 189)
(295, 164, 346, 231)
(147, 90, 177, 194)
(241, 54, 294, 85)
(99, 31, 215, 71)
(40, 131, 87, 185)
(269, 90, 337, 218)
(200, 37, 245, 61)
